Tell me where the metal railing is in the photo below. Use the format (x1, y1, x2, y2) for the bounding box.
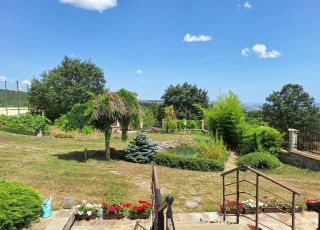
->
(297, 128, 320, 156)
(221, 166, 301, 230)
(151, 166, 175, 230)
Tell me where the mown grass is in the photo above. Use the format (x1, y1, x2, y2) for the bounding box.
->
(0, 129, 319, 213)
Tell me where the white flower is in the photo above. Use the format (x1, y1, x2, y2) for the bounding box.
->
(82, 200, 86, 204)
(76, 205, 80, 208)
(87, 211, 92, 216)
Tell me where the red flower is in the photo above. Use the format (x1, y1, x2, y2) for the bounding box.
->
(238, 203, 244, 209)
(220, 204, 225, 210)
(306, 198, 317, 204)
(123, 203, 132, 208)
(103, 202, 108, 209)
(227, 199, 236, 206)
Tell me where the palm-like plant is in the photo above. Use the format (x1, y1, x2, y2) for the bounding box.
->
(89, 89, 139, 160)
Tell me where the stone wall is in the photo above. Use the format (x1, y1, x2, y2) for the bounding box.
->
(279, 149, 320, 171)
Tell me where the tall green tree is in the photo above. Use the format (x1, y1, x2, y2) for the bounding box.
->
(161, 82, 209, 120)
(262, 84, 320, 132)
(29, 56, 106, 120)
(60, 89, 139, 160)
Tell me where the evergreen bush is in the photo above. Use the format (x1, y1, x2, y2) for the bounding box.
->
(0, 180, 42, 229)
(237, 151, 281, 170)
(124, 132, 158, 163)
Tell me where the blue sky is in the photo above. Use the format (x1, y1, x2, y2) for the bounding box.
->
(0, 0, 319, 102)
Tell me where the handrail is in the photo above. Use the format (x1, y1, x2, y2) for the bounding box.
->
(221, 165, 301, 195)
(221, 165, 301, 230)
(151, 166, 175, 230)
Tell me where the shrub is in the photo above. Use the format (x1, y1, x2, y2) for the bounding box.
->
(54, 133, 74, 138)
(124, 132, 158, 163)
(238, 125, 283, 155)
(0, 114, 50, 135)
(0, 180, 42, 229)
(202, 92, 246, 148)
(237, 152, 281, 170)
(154, 152, 225, 171)
(162, 118, 178, 133)
(194, 134, 229, 162)
(186, 120, 202, 129)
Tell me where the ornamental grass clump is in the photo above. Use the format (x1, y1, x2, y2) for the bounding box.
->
(124, 132, 158, 164)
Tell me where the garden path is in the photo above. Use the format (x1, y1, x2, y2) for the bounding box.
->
(225, 151, 239, 171)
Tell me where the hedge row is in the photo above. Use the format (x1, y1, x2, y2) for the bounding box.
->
(0, 114, 49, 136)
(0, 180, 42, 229)
(154, 152, 225, 171)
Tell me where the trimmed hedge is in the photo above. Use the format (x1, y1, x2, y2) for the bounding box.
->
(0, 180, 42, 229)
(237, 152, 281, 170)
(0, 114, 50, 135)
(154, 152, 225, 171)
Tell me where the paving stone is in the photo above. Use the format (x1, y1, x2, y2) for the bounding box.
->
(185, 199, 200, 208)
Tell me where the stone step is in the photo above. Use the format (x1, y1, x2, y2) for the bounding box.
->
(175, 223, 250, 230)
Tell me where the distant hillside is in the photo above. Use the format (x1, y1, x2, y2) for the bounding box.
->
(0, 89, 28, 107)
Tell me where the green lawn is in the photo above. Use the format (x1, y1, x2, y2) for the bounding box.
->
(0, 130, 319, 213)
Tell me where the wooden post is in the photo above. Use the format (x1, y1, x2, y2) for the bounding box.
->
(236, 169, 240, 224)
(292, 193, 295, 230)
(84, 148, 87, 161)
(256, 175, 259, 230)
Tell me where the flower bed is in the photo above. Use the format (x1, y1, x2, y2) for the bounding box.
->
(74, 199, 152, 221)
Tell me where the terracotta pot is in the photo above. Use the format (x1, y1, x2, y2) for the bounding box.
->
(128, 213, 150, 219)
(104, 213, 125, 219)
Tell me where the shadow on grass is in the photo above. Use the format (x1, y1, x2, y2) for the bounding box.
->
(53, 148, 125, 162)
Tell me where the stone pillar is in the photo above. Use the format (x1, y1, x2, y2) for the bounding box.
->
(201, 120, 205, 130)
(140, 120, 143, 130)
(288, 128, 299, 151)
(184, 119, 187, 131)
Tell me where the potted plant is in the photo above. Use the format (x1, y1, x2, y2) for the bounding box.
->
(306, 198, 317, 211)
(103, 202, 129, 219)
(263, 197, 284, 213)
(283, 204, 303, 213)
(75, 200, 99, 221)
(128, 200, 152, 219)
(242, 199, 266, 214)
(220, 199, 244, 214)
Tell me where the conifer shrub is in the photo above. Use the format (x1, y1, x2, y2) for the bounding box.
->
(237, 151, 281, 170)
(124, 132, 158, 163)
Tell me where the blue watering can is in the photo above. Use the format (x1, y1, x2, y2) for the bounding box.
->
(41, 196, 52, 218)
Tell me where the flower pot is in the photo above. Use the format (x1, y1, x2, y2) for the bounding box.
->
(75, 214, 86, 221)
(226, 209, 238, 215)
(128, 213, 150, 219)
(104, 213, 125, 219)
(263, 206, 284, 213)
(243, 208, 257, 214)
(285, 207, 303, 213)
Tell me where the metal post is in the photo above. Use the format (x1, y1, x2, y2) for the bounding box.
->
(16, 81, 20, 115)
(4, 81, 8, 116)
(292, 193, 295, 230)
(236, 169, 240, 224)
(256, 175, 259, 230)
(222, 175, 226, 221)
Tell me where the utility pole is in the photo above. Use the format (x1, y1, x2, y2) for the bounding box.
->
(5, 81, 8, 116)
(16, 81, 20, 115)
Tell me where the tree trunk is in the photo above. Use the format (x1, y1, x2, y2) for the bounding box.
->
(104, 128, 112, 160)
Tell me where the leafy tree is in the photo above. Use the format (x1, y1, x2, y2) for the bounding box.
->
(202, 92, 246, 148)
(124, 132, 158, 163)
(161, 82, 209, 120)
(29, 56, 106, 120)
(262, 84, 320, 132)
(58, 89, 139, 160)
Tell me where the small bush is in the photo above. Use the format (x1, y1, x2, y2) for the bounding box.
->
(54, 133, 74, 138)
(237, 152, 281, 170)
(154, 152, 224, 171)
(0, 180, 42, 229)
(194, 134, 229, 162)
(186, 120, 202, 129)
(124, 132, 158, 163)
(162, 118, 178, 133)
(0, 114, 50, 135)
(238, 125, 283, 155)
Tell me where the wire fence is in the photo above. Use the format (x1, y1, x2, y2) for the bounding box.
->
(0, 81, 29, 116)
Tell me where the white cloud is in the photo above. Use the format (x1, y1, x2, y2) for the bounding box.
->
(21, 80, 31, 85)
(136, 69, 143, 75)
(252, 44, 281, 58)
(243, 1, 252, 9)
(59, 0, 117, 12)
(241, 48, 250, 57)
(0, 76, 7, 82)
(183, 33, 212, 43)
